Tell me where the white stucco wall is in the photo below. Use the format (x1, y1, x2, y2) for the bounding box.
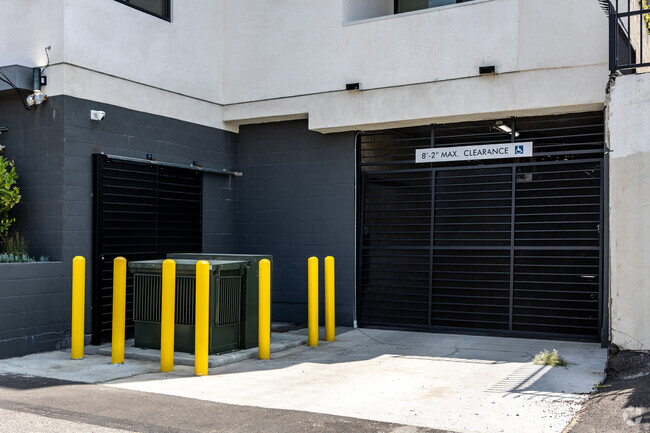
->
(608, 72, 650, 351)
(222, 0, 610, 131)
(223, 64, 606, 133)
(63, 0, 224, 103)
(0, 0, 64, 71)
(2, 0, 610, 132)
(1, 0, 227, 130)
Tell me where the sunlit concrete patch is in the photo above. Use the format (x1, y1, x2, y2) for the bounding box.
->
(0, 350, 158, 384)
(107, 329, 606, 433)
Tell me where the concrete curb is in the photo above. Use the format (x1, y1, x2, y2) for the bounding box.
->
(95, 334, 307, 368)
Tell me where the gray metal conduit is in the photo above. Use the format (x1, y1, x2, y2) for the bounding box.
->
(102, 153, 243, 176)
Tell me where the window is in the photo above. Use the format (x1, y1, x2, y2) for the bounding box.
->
(395, 0, 475, 14)
(115, 0, 171, 21)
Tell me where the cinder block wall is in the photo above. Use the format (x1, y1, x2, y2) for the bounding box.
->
(0, 95, 238, 358)
(0, 263, 69, 358)
(1, 94, 64, 261)
(1, 104, 357, 358)
(1, 95, 69, 359)
(60, 95, 239, 263)
(236, 120, 356, 325)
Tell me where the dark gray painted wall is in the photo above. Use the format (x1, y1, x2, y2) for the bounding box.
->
(236, 121, 356, 326)
(1, 98, 357, 358)
(0, 94, 64, 261)
(61, 95, 239, 263)
(1, 96, 68, 359)
(0, 262, 69, 358)
(0, 95, 238, 358)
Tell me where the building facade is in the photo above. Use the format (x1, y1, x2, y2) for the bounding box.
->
(0, 0, 648, 357)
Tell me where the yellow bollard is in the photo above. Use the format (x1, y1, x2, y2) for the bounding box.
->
(195, 260, 210, 376)
(160, 259, 176, 372)
(308, 256, 319, 347)
(258, 259, 271, 360)
(325, 256, 335, 342)
(111, 257, 127, 364)
(71, 256, 85, 360)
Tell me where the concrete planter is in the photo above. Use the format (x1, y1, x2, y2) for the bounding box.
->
(0, 261, 73, 359)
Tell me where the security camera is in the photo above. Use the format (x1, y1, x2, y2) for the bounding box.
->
(90, 110, 106, 121)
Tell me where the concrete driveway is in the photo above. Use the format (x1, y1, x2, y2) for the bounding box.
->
(0, 328, 606, 433)
(106, 328, 606, 433)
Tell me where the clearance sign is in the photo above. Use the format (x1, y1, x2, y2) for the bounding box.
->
(416, 142, 533, 163)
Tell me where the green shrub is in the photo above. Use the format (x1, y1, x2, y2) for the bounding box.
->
(533, 349, 567, 367)
(2, 231, 28, 255)
(0, 156, 21, 237)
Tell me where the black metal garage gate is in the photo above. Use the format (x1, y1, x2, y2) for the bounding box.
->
(357, 112, 605, 341)
(92, 154, 202, 344)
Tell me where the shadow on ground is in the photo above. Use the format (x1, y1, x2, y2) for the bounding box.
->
(0, 373, 82, 390)
(567, 350, 650, 433)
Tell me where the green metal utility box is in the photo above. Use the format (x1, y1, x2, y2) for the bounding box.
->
(128, 259, 249, 355)
(167, 253, 272, 350)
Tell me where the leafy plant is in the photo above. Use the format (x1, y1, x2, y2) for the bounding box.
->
(533, 349, 567, 367)
(0, 156, 21, 237)
(642, 0, 650, 35)
(2, 230, 28, 256)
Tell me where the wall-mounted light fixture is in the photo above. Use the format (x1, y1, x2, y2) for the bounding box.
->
(24, 67, 48, 107)
(25, 91, 47, 107)
(495, 121, 519, 137)
(0, 126, 8, 135)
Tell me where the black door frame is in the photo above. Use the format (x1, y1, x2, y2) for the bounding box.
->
(92, 154, 203, 344)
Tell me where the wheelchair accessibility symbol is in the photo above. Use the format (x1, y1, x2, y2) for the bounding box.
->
(515, 145, 524, 155)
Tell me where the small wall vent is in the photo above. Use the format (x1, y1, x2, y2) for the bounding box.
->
(479, 65, 496, 75)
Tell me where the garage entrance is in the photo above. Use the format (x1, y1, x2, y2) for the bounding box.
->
(357, 112, 605, 340)
(92, 154, 202, 344)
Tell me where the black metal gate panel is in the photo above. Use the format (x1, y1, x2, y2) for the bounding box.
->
(358, 112, 605, 340)
(93, 154, 202, 344)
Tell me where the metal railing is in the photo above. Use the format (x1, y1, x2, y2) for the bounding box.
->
(606, 0, 650, 73)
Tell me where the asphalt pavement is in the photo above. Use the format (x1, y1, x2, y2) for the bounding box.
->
(0, 373, 438, 433)
(566, 350, 650, 433)
(0, 328, 607, 433)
